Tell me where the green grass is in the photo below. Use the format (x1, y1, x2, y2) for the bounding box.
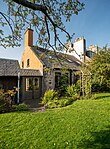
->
(0, 93, 110, 149)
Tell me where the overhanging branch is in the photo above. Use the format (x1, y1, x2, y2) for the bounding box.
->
(13, 0, 47, 12)
(13, 0, 71, 40)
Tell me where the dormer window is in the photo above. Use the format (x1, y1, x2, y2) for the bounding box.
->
(27, 59, 30, 67)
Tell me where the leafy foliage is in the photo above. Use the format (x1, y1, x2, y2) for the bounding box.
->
(58, 72, 69, 96)
(0, 0, 84, 48)
(88, 49, 110, 92)
(0, 88, 17, 113)
(66, 81, 80, 97)
(42, 88, 78, 109)
(0, 95, 12, 113)
(47, 97, 77, 109)
(42, 89, 59, 105)
(14, 103, 29, 111)
(0, 89, 12, 113)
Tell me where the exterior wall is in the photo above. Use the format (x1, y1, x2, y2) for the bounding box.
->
(20, 46, 43, 75)
(42, 68, 76, 94)
(65, 37, 86, 62)
(20, 76, 42, 100)
(88, 45, 99, 53)
(42, 68, 55, 94)
(74, 37, 86, 61)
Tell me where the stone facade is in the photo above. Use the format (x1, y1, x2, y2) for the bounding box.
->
(42, 68, 76, 93)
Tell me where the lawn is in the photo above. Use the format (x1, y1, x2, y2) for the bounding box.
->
(0, 93, 110, 149)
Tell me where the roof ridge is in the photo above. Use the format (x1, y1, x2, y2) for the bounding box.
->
(0, 58, 18, 61)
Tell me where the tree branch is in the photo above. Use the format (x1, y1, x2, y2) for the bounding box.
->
(13, 0, 47, 12)
(13, 0, 71, 40)
(0, 11, 15, 43)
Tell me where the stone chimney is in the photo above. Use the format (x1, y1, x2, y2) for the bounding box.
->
(24, 28, 33, 47)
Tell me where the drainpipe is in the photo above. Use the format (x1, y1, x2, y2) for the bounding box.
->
(17, 71, 20, 104)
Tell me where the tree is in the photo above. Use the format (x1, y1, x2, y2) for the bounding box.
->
(0, 0, 84, 51)
(85, 49, 110, 92)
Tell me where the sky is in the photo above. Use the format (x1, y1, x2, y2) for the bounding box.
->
(0, 0, 110, 61)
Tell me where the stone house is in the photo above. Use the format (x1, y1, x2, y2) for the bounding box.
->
(20, 28, 81, 97)
(0, 28, 81, 105)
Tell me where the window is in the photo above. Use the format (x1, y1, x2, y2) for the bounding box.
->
(65, 73, 69, 84)
(26, 78, 39, 91)
(34, 78, 39, 90)
(26, 78, 32, 91)
(55, 72, 61, 88)
(22, 61, 24, 68)
(27, 59, 30, 67)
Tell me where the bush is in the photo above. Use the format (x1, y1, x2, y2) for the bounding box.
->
(66, 83, 80, 97)
(42, 89, 79, 109)
(42, 89, 59, 105)
(47, 100, 59, 108)
(0, 95, 12, 113)
(58, 98, 71, 107)
(47, 97, 77, 109)
(92, 83, 110, 92)
(15, 103, 29, 111)
(58, 74, 68, 96)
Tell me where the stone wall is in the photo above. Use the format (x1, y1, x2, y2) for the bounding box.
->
(42, 68, 76, 95)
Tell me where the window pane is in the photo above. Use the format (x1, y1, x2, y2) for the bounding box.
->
(34, 78, 39, 90)
(55, 72, 61, 88)
(26, 78, 32, 91)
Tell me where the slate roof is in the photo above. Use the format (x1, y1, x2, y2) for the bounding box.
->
(20, 69, 42, 77)
(0, 58, 20, 76)
(0, 58, 42, 76)
(31, 46, 81, 70)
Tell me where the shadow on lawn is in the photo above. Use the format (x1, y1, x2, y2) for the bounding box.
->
(94, 94, 110, 100)
(78, 126, 110, 149)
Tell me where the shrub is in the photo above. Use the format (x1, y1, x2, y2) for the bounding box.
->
(66, 83, 80, 97)
(42, 89, 78, 109)
(47, 100, 59, 109)
(42, 89, 59, 105)
(92, 83, 110, 92)
(0, 88, 18, 113)
(15, 103, 29, 111)
(58, 74, 68, 96)
(47, 97, 77, 109)
(0, 94, 12, 113)
(66, 85, 76, 97)
(58, 98, 70, 107)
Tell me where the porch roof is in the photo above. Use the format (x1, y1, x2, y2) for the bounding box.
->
(0, 58, 20, 76)
(20, 69, 42, 77)
(0, 58, 42, 77)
